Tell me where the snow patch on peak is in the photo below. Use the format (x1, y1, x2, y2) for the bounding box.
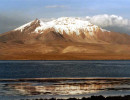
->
(101, 28, 110, 32)
(51, 17, 92, 26)
(35, 17, 101, 35)
(14, 21, 33, 32)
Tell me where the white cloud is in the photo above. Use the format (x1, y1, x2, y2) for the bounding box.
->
(85, 14, 130, 34)
(45, 5, 66, 8)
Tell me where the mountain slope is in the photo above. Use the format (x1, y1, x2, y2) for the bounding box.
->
(0, 17, 130, 60)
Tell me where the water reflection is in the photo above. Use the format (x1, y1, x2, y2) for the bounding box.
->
(4, 79, 130, 96)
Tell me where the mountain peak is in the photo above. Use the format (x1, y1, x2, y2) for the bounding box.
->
(14, 18, 41, 32)
(34, 18, 40, 23)
(14, 17, 109, 36)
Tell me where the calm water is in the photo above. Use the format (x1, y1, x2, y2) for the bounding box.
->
(0, 60, 130, 78)
(0, 60, 130, 100)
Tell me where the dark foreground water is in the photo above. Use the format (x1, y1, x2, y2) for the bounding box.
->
(0, 60, 130, 78)
(0, 60, 130, 100)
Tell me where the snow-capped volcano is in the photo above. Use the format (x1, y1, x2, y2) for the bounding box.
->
(15, 17, 108, 36)
(1, 17, 130, 45)
(1, 17, 130, 60)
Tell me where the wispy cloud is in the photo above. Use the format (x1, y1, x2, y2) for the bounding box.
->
(45, 5, 67, 8)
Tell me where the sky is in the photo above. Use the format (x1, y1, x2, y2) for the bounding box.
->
(0, 0, 130, 34)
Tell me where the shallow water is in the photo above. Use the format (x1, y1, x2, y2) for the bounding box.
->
(0, 78, 130, 100)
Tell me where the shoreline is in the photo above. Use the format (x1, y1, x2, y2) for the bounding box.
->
(20, 95, 130, 100)
(1, 54, 130, 60)
(0, 77, 130, 82)
(0, 59, 130, 61)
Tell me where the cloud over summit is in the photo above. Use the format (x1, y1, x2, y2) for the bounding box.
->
(85, 14, 130, 34)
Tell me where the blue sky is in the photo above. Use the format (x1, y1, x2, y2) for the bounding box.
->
(1, 0, 130, 18)
(0, 0, 130, 33)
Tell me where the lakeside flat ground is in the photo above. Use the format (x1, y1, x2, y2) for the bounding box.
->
(0, 42, 130, 60)
(0, 53, 130, 60)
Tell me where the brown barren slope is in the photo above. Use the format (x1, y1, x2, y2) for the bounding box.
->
(0, 41, 130, 60)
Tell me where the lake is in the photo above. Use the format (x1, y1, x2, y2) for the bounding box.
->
(0, 60, 130, 78)
(0, 60, 130, 100)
